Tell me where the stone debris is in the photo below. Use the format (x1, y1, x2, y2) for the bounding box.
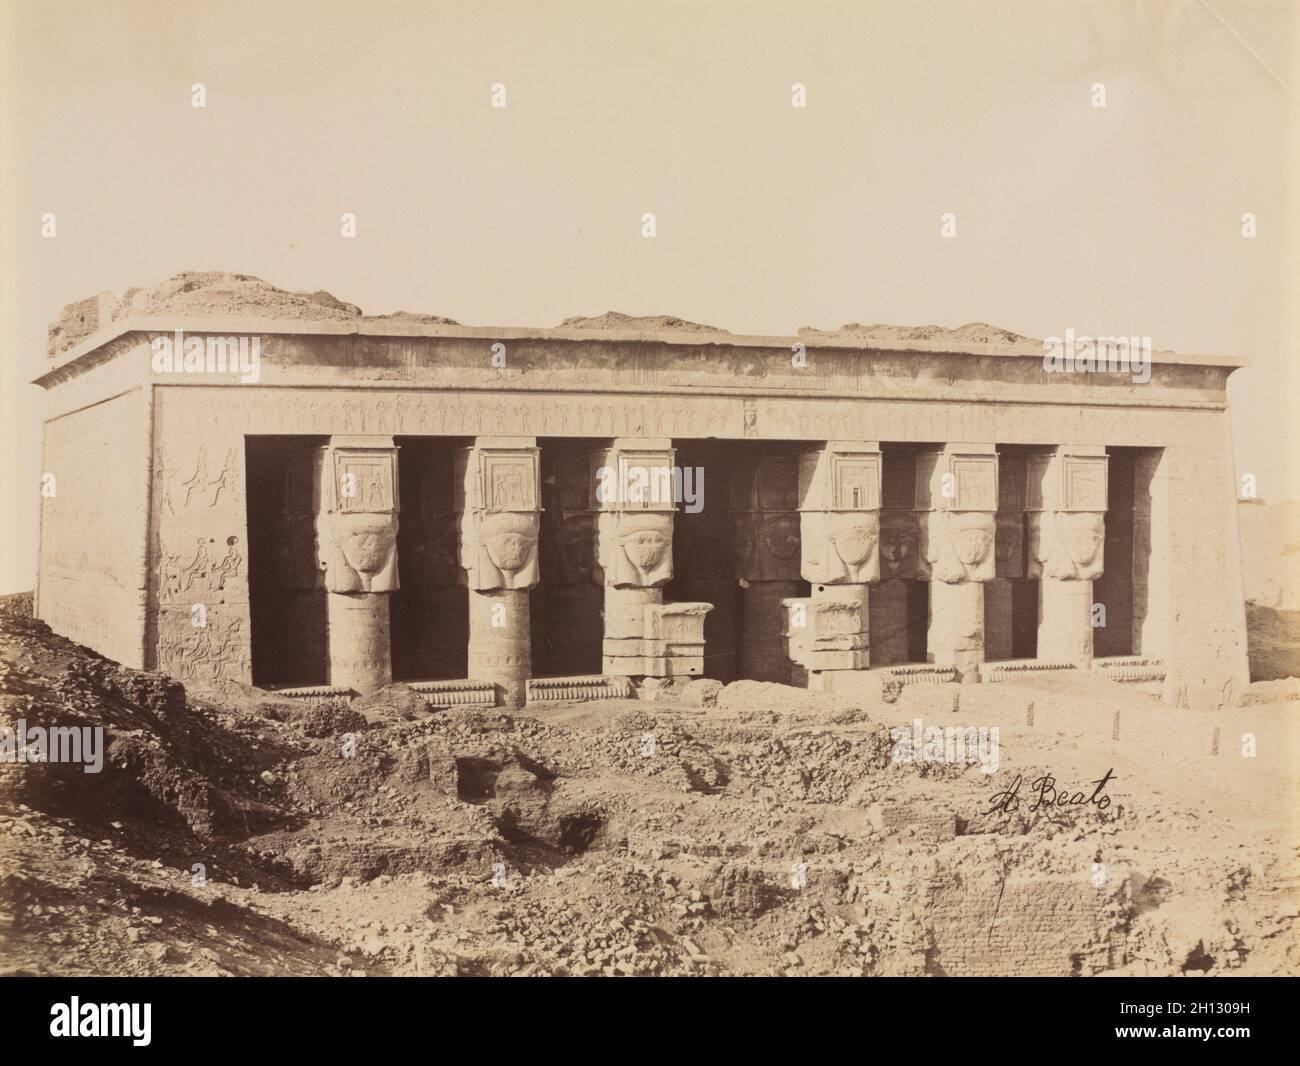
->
(1, 590, 1296, 977)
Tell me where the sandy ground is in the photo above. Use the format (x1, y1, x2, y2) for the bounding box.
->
(1, 593, 1296, 977)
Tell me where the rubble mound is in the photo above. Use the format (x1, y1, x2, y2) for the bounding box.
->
(797, 321, 1039, 349)
(2, 591, 1296, 977)
(48, 273, 362, 357)
(0, 598, 295, 849)
(558, 311, 726, 333)
(364, 311, 461, 326)
(297, 700, 369, 739)
(47, 273, 462, 358)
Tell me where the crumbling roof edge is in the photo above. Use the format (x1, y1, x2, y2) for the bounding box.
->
(34, 314, 1249, 387)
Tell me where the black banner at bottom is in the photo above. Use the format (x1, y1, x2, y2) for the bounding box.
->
(2, 975, 1290, 1052)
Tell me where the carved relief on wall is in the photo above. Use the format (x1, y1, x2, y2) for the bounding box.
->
(335, 453, 396, 513)
(322, 447, 398, 515)
(156, 615, 246, 684)
(727, 452, 801, 582)
(829, 454, 882, 511)
(1027, 510, 1106, 581)
(158, 535, 244, 603)
(923, 510, 996, 584)
(757, 512, 802, 579)
(995, 512, 1025, 579)
(732, 511, 801, 582)
(1063, 456, 1108, 511)
(454, 443, 542, 591)
(157, 444, 239, 516)
(950, 456, 998, 511)
(482, 453, 539, 512)
(879, 509, 923, 580)
(1027, 451, 1108, 513)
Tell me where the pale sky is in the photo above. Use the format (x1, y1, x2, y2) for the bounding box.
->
(2, 0, 1296, 593)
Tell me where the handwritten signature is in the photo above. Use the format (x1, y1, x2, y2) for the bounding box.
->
(984, 768, 1116, 816)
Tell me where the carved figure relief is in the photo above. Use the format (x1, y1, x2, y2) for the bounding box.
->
(800, 510, 880, 583)
(598, 511, 673, 588)
(158, 535, 244, 603)
(317, 512, 400, 592)
(208, 536, 242, 590)
(1027, 511, 1105, 581)
(157, 617, 245, 683)
(165, 445, 238, 513)
(482, 454, 539, 512)
(924, 510, 996, 584)
(461, 511, 539, 591)
(995, 512, 1025, 579)
(879, 510, 923, 580)
(733, 511, 800, 582)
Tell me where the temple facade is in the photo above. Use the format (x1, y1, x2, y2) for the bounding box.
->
(33, 292, 1250, 711)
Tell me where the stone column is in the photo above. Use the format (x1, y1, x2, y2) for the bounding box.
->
(787, 442, 881, 686)
(456, 437, 541, 707)
(1027, 445, 1108, 665)
(734, 452, 802, 683)
(313, 436, 400, 695)
(985, 450, 1026, 662)
(593, 439, 679, 677)
(917, 443, 998, 681)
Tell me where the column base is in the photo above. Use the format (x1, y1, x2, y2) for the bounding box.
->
(1038, 577, 1095, 666)
(927, 580, 985, 681)
(468, 588, 531, 707)
(326, 591, 392, 695)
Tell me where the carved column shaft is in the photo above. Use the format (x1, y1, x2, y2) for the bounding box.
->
(313, 435, 400, 695)
(786, 441, 881, 686)
(917, 443, 998, 681)
(594, 439, 705, 678)
(456, 437, 541, 707)
(1027, 445, 1108, 665)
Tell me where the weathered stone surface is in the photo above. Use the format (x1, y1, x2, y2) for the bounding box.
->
(33, 277, 1251, 710)
(679, 678, 723, 707)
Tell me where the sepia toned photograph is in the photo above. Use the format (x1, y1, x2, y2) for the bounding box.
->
(0, 0, 1297, 1034)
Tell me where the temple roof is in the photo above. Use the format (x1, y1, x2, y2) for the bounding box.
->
(42, 271, 1243, 373)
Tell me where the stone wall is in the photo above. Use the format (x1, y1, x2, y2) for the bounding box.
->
(1160, 417, 1251, 707)
(36, 388, 150, 668)
(33, 323, 1249, 708)
(145, 388, 252, 684)
(926, 865, 1127, 976)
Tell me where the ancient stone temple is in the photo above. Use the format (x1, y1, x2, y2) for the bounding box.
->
(34, 275, 1249, 710)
